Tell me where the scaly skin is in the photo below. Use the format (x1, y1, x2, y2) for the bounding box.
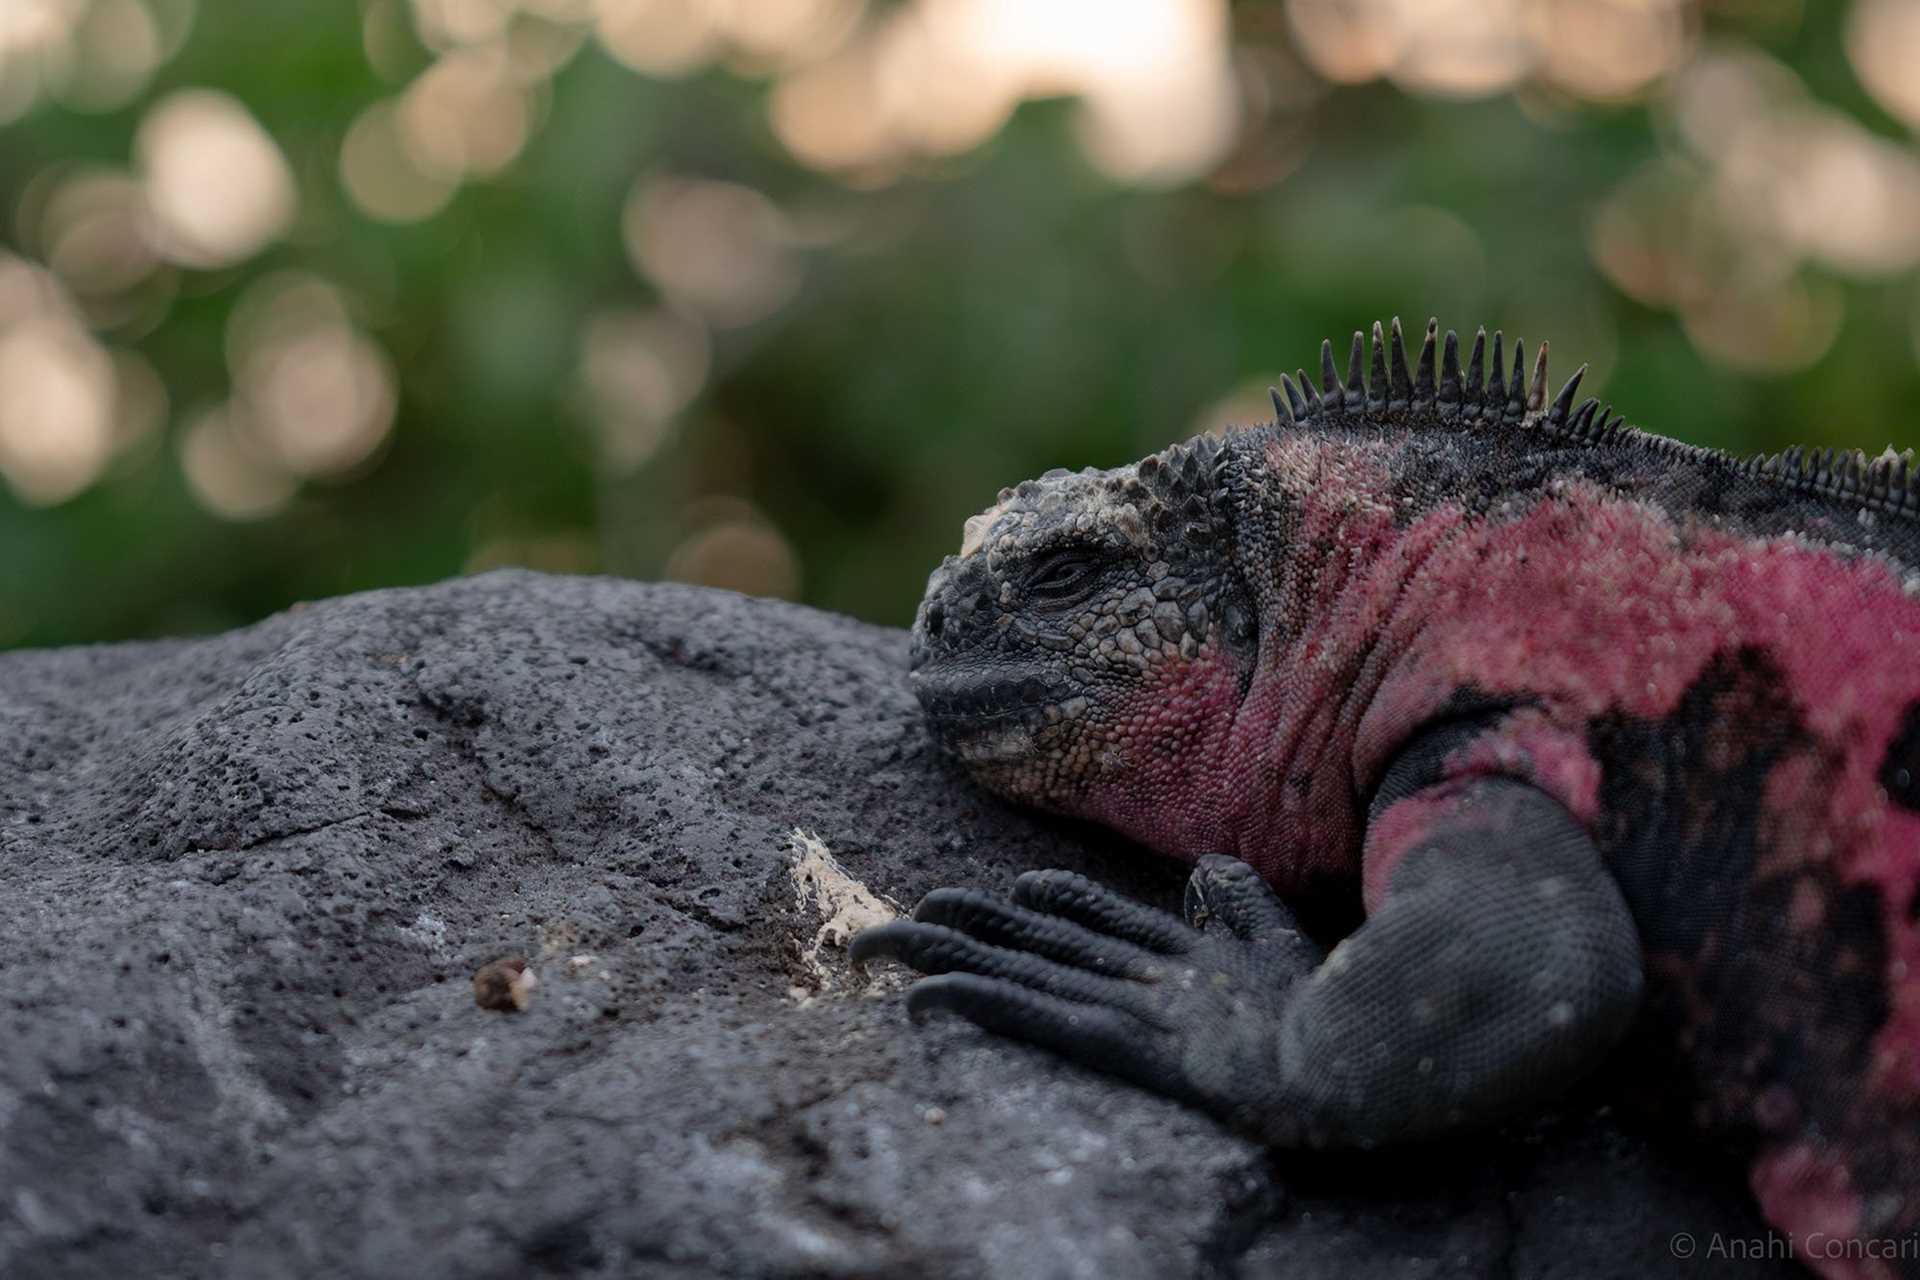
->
(855, 320, 1920, 1279)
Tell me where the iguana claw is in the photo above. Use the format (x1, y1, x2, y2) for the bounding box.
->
(852, 857, 1320, 1124)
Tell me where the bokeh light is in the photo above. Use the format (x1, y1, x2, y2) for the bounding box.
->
(1285, 0, 1691, 100)
(1536, 0, 1691, 102)
(135, 89, 297, 269)
(1680, 273, 1845, 375)
(0, 0, 194, 123)
(622, 176, 803, 328)
(0, 314, 118, 506)
(226, 274, 398, 479)
(399, 46, 532, 180)
(579, 306, 710, 472)
(766, 0, 1238, 184)
(5, 0, 1920, 646)
(32, 168, 159, 300)
(0, 252, 155, 505)
(664, 497, 802, 600)
(177, 402, 299, 521)
(593, 0, 721, 76)
(1847, 0, 1920, 132)
(340, 100, 460, 223)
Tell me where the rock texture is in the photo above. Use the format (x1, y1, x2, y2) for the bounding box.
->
(0, 572, 1789, 1279)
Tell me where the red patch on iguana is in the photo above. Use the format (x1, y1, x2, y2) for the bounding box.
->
(1868, 808, 1920, 1099)
(1444, 713, 1602, 825)
(1079, 649, 1255, 862)
(1339, 486, 1918, 871)
(1749, 1142, 1898, 1280)
(1358, 716, 1601, 915)
(1360, 779, 1472, 914)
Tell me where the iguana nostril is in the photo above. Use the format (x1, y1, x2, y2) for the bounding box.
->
(925, 600, 946, 638)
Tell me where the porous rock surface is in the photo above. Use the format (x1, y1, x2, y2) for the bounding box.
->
(0, 572, 1787, 1279)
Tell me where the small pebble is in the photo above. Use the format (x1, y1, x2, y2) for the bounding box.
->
(473, 956, 537, 1012)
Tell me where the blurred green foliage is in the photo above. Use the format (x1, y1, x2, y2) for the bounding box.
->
(2, 0, 1918, 650)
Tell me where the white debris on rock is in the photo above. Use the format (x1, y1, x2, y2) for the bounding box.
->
(787, 827, 900, 999)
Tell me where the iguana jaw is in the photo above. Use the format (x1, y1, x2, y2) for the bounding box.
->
(911, 667, 1079, 766)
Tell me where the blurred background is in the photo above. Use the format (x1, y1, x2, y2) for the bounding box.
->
(3, 0, 1919, 648)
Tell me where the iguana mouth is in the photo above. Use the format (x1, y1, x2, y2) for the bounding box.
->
(911, 669, 1064, 726)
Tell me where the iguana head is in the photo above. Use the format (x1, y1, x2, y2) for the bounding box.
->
(909, 433, 1261, 854)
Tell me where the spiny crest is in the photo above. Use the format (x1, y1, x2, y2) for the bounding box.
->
(1265, 317, 1919, 522)
(989, 432, 1227, 559)
(1267, 318, 1564, 431)
(1134, 432, 1237, 541)
(1737, 445, 1918, 519)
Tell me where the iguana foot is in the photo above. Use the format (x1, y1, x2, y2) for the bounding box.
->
(850, 857, 1321, 1130)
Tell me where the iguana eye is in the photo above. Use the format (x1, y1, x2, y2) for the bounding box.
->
(1025, 552, 1102, 601)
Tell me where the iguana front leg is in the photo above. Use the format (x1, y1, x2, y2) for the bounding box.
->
(853, 775, 1645, 1149)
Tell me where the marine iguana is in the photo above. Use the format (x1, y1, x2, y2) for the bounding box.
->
(853, 319, 1920, 1278)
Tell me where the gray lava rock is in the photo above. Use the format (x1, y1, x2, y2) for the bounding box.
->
(0, 572, 1787, 1279)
